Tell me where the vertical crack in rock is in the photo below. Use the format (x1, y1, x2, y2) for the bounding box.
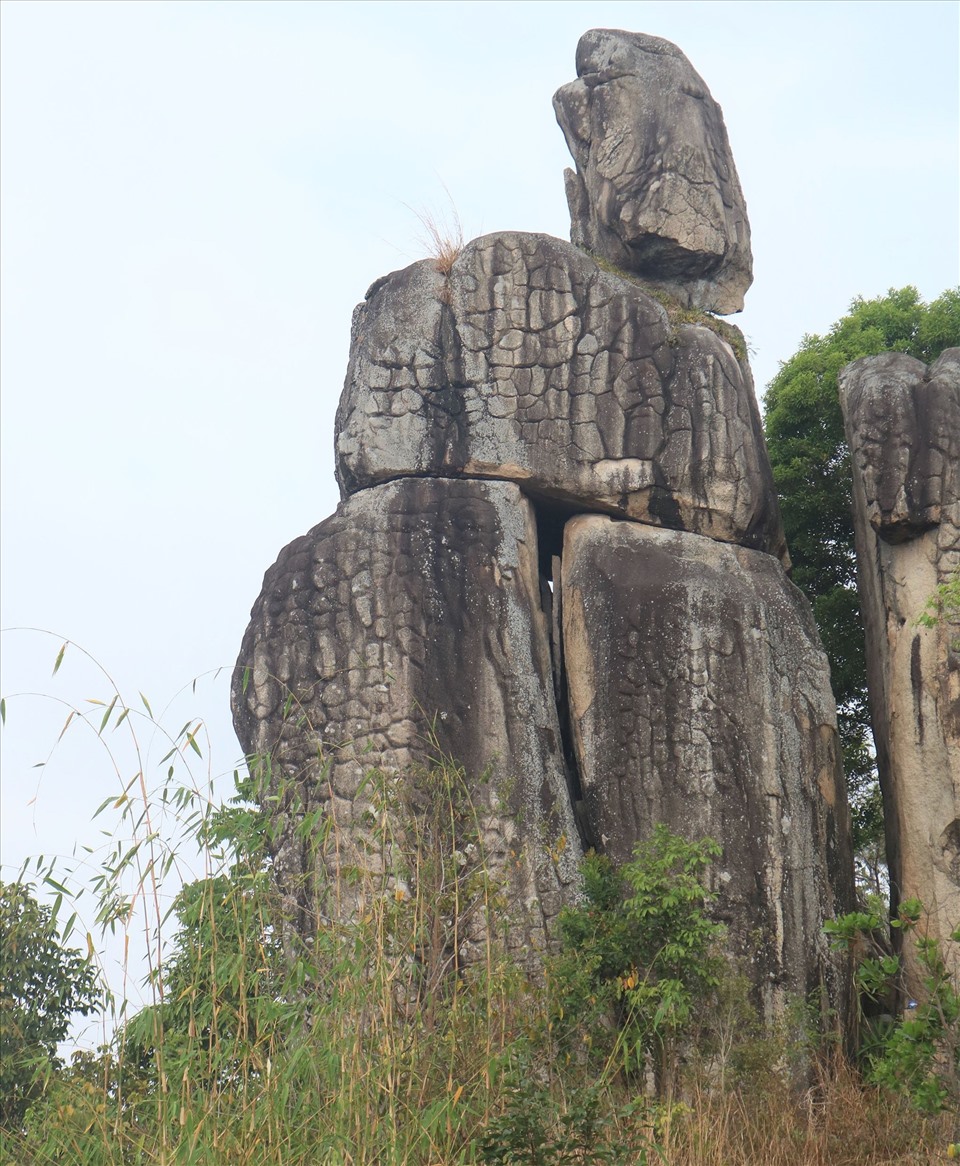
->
(431, 299, 471, 472)
(233, 478, 584, 966)
(529, 494, 594, 852)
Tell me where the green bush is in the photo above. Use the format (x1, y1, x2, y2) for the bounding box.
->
(549, 826, 723, 1102)
(477, 1062, 645, 1166)
(826, 898, 960, 1113)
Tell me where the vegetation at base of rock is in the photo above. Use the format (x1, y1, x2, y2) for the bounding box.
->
(827, 899, 960, 1115)
(549, 829, 723, 1103)
(762, 285, 960, 869)
(1, 720, 955, 1164)
(3, 607, 956, 1164)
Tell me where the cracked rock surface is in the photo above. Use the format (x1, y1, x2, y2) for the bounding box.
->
(840, 349, 960, 989)
(560, 517, 853, 1023)
(336, 231, 785, 562)
(232, 477, 582, 960)
(553, 29, 752, 314)
(233, 29, 853, 1028)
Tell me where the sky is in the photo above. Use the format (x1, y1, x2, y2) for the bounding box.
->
(1, 0, 958, 1030)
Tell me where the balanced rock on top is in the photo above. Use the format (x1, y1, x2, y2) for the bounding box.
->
(553, 29, 753, 314)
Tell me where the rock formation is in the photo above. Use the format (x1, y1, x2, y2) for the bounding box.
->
(553, 29, 752, 314)
(840, 349, 960, 988)
(336, 231, 785, 562)
(233, 477, 582, 961)
(561, 518, 851, 1020)
(233, 29, 853, 1025)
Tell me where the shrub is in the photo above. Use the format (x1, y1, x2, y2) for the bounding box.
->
(550, 826, 724, 1102)
(826, 898, 960, 1113)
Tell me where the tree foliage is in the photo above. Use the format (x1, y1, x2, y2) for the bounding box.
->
(551, 826, 724, 1101)
(762, 286, 960, 855)
(120, 872, 285, 1091)
(826, 898, 960, 1114)
(0, 881, 101, 1129)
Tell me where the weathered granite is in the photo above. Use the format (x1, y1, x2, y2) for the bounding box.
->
(553, 29, 752, 314)
(840, 349, 960, 990)
(560, 516, 854, 1022)
(232, 476, 583, 963)
(335, 231, 786, 562)
(232, 30, 856, 1045)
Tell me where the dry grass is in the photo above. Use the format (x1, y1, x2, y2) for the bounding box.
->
(658, 1059, 954, 1165)
(410, 188, 464, 274)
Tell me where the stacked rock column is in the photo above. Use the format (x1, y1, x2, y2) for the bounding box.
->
(233, 29, 856, 1028)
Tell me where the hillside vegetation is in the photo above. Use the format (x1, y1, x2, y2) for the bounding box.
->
(1, 717, 956, 1164)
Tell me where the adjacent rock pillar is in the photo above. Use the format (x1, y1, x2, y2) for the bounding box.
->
(840, 349, 960, 989)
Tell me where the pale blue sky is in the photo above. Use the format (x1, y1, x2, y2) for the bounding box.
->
(1, 0, 957, 1023)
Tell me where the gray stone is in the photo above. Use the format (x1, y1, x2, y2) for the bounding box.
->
(840, 350, 960, 541)
(232, 476, 582, 964)
(553, 29, 752, 314)
(840, 349, 960, 990)
(232, 31, 857, 1045)
(560, 516, 854, 1023)
(335, 231, 785, 562)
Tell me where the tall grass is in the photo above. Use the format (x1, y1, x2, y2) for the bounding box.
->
(0, 638, 955, 1163)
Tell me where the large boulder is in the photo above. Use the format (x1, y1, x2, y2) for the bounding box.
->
(233, 476, 582, 962)
(335, 231, 785, 562)
(840, 349, 960, 989)
(553, 30, 752, 314)
(560, 516, 854, 1022)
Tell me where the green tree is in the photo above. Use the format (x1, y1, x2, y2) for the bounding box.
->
(826, 899, 960, 1114)
(119, 779, 285, 1097)
(0, 881, 101, 1129)
(762, 286, 960, 861)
